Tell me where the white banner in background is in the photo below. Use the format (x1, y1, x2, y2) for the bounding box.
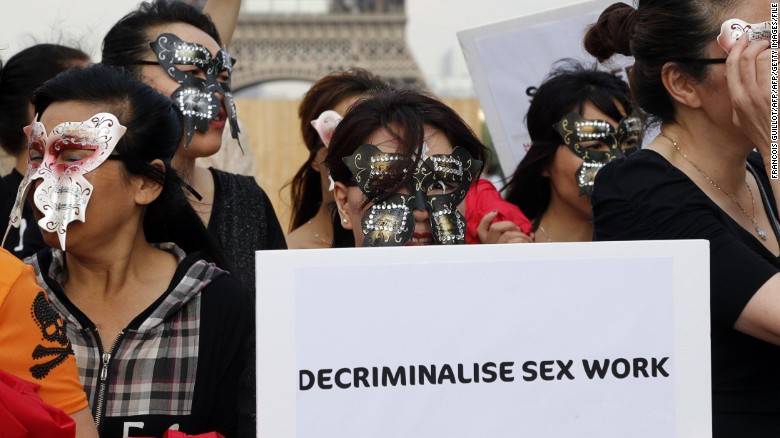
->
(257, 241, 711, 438)
(458, 0, 633, 177)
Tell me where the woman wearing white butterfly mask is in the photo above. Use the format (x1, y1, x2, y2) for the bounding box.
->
(11, 65, 252, 437)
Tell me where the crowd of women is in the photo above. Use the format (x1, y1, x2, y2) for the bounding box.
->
(0, 0, 774, 437)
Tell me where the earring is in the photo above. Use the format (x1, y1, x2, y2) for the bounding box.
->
(342, 218, 348, 224)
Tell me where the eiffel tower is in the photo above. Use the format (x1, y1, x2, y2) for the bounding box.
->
(230, 0, 425, 90)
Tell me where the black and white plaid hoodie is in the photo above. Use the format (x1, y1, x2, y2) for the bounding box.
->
(28, 243, 253, 437)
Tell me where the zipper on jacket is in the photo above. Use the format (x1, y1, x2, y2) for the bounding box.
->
(94, 329, 124, 432)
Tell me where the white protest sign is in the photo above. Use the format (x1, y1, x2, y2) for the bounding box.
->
(458, 0, 633, 177)
(257, 241, 711, 438)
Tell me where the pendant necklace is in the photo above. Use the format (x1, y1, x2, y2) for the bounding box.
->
(306, 219, 333, 245)
(537, 224, 553, 242)
(662, 133, 768, 241)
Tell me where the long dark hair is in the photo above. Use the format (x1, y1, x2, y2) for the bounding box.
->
(288, 68, 391, 231)
(503, 60, 631, 222)
(101, 0, 222, 75)
(0, 44, 90, 156)
(325, 88, 489, 247)
(583, 0, 739, 123)
(31, 64, 228, 268)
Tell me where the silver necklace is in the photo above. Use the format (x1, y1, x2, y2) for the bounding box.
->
(538, 224, 553, 242)
(662, 133, 768, 241)
(306, 220, 333, 245)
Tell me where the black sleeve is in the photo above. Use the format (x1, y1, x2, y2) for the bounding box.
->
(197, 273, 255, 438)
(259, 189, 288, 250)
(592, 153, 779, 327)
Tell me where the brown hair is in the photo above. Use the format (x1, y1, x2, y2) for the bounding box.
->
(288, 68, 391, 231)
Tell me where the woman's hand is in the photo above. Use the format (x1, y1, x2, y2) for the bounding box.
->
(477, 211, 534, 244)
(727, 36, 780, 206)
(726, 36, 771, 154)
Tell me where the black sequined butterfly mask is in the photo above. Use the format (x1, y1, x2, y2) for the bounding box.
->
(553, 112, 642, 196)
(150, 33, 241, 148)
(343, 143, 482, 247)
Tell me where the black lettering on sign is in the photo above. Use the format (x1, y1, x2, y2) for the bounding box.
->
(300, 370, 315, 390)
(297, 357, 669, 391)
(482, 362, 497, 383)
(457, 363, 472, 384)
(318, 369, 333, 389)
(522, 361, 537, 382)
(557, 360, 574, 380)
(582, 357, 670, 379)
(499, 362, 514, 382)
(335, 368, 351, 388)
(383, 366, 406, 386)
(355, 367, 369, 387)
(522, 360, 575, 381)
(612, 358, 630, 379)
(438, 364, 456, 384)
(582, 359, 610, 379)
(652, 357, 669, 377)
(420, 365, 436, 385)
(633, 358, 649, 377)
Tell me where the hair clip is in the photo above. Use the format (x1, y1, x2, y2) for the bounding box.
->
(312, 110, 343, 192)
(311, 110, 343, 148)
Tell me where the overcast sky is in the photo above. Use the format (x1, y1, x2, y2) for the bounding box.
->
(0, 0, 585, 86)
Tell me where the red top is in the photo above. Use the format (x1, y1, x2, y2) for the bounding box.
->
(465, 178, 533, 244)
(0, 369, 76, 438)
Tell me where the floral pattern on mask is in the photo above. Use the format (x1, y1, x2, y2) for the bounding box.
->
(2, 113, 126, 251)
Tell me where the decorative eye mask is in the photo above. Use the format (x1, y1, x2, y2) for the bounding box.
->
(717, 19, 771, 53)
(615, 116, 643, 156)
(2, 113, 126, 251)
(343, 143, 482, 247)
(150, 33, 240, 148)
(554, 112, 628, 196)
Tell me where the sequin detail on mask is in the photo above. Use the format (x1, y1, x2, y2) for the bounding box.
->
(615, 116, 643, 156)
(343, 143, 481, 246)
(151, 33, 241, 148)
(554, 112, 628, 196)
(363, 197, 413, 246)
